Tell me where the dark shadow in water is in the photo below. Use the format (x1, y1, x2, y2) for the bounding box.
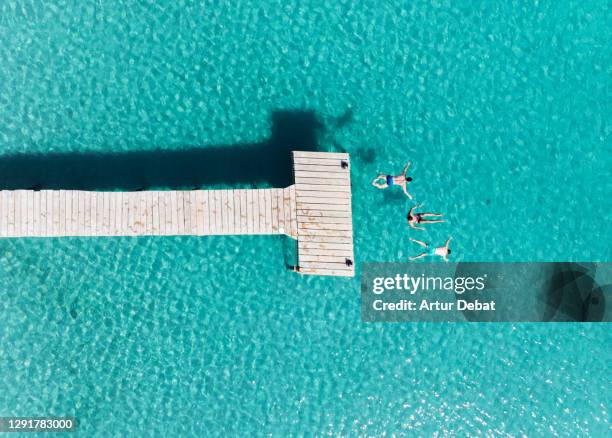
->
(0, 110, 325, 191)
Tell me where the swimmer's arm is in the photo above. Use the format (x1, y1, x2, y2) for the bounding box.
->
(402, 184, 413, 199)
(408, 221, 424, 231)
(407, 205, 415, 220)
(402, 161, 412, 176)
(444, 237, 453, 248)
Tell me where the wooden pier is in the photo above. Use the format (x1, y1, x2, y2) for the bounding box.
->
(0, 151, 354, 277)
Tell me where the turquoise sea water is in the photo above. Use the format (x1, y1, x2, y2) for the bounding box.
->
(1, 1, 611, 436)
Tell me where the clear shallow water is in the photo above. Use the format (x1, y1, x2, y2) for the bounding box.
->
(0, 1, 610, 436)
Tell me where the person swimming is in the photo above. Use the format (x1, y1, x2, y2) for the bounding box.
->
(409, 237, 452, 261)
(371, 161, 414, 199)
(407, 203, 445, 231)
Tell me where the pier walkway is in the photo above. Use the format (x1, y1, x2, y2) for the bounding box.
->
(0, 151, 354, 277)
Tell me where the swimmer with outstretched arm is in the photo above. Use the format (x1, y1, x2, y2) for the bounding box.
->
(372, 161, 414, 199)
(407, 203, 445, 231)
(409, 237, 452, 261)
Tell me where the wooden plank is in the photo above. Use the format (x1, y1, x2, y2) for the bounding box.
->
(293, 157, 349, 166)
(298, 241, 353, 251)
(189, 191, 197, 235)
(70, 190, 79, 236)
(282, 188, 291, 235)
(299, 260, 353, 270)
(125, 192, 133, 235)
(176, 191, 185, 235)
(110, 191, 117, 235)
(293, 151, 348, 160)
(24, 191, 31, 236)
(160, 191, 169, 234)
(234, 190, 242, 234)
(0, 192, 6, 237)
(95, 191, 103, 235)
(112, 192, 119, 235)
(271, 189, 279, 233)
(289, 185, 297, 237)
(297, 215, 352, 224)
(295, 176, 350, 186)
(238, 189, 248, 234)
(43, 190, 49, 236)
(89, 191, 96, 235)
(84, 191, 93, 236)
(298, 228, 353, 237)
(168, 191, 177, 235)
(295, 183, 351, 193)
(138, 192, 145, 235)
(298, 247, 354, 257)
(113, 192, 120, 235)
(20, 191, 28, 236)
(298, 235, 353, 244)
(260, 189, 269, 234)
(38, 190, 47, 236)
(143, 191, 150, 235)
(294, 190, 351, 199)
(181, 191, 190, 234)
(4, 191, 11, 236)
(31, 191, 40, 236)
(70, 191, 77, 235)
(151, 191, 160, 235)
(250, 189, 258, 234)
(298, 267, 354, 277)
(103, 191, 110, 235)
(227, 190, 235, 234)
(245, 190, 253, 234)
(100, 192, 108, 235)
(257, 189, 267, 234)
(213, 190, 222, 234)
(6, 191, 14, 236)
(157, 192, 165, 235)
(298, 222, 352, 231)
(296, 202, 349, 212)
(121, 192, 129, 235)
(295, 170, 349, 179)
(53, 191, 61, 236)
(193, 190, 203, 235)
(295, 196, 350, 205)
(13, 191, 20, 236)
(136, 192, 144, 234)
(202, 190, 210, 234)
(13, 191, 22, 236)
(221, 190, 228, 234)
(298, 254, 352, 263)
(294, 164, 349, 174)
(25, 190, 33, 236)
(59, 190, 67, 235)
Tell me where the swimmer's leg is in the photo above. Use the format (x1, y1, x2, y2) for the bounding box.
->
(420, 219, 445, 224)
(371, 174, 388, 189)
(409, 252, 427, 261)
(409, 237, 427, 248)
(420, 213, 443, 218)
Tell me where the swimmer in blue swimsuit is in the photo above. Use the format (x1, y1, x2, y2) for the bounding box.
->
(372, 161, 414, 199)
(409, 237, 452, 261)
